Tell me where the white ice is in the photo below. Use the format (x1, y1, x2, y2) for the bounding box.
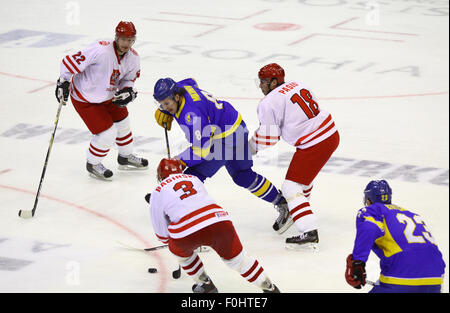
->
(0, 0, 448, 293)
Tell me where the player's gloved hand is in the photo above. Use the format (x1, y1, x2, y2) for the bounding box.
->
(113, 87, 137, 107)
(345, 254, 366, 289)
(155, 108, 174, 130)
(55, 78, 70, 104)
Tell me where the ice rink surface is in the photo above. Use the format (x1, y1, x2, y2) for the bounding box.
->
(0, 0, 448, 294)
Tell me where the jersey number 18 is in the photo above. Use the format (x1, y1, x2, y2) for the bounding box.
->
(290, 89, 320, 119)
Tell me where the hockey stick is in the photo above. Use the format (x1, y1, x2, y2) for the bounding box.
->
(162, 122, 182, 279)
(18, 95, 65, 219)
(163, 122, 171, 158)
(117, 240, 168, 252)
(117, 240, 181, 278)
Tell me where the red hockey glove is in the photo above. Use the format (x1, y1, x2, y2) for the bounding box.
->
(345, 254, 366, 289)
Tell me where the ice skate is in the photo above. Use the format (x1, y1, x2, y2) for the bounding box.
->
(263, 284, 280, 293)
(285, 229, 319, 251)
(117, 154, 148, 170)
(192, 278, 218, 293)
(86, 162, 113, 181)
(260, 278, 281, 293)
(273, 196, 293, 234)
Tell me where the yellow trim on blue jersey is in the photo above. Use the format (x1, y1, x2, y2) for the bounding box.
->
(175, 96, 186, 119)
(184, 85, 201, 101)
(191, 143, 212, 158)
(374, 217, 403, 257)
(380, 275, 443, 286)
(252, 179, 271, 197)
(363, 216, 384, 231)
(211, 113, 242, 140)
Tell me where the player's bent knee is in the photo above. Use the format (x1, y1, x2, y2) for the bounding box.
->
(94, 124, 117, 147)
(281, 180, 301, 198)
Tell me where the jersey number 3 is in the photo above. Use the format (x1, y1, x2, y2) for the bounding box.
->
(290, 89, 320, 119)
(173, 181, 197, 200)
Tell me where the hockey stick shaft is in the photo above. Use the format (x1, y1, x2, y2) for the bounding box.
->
(163, 122, 171, 158)
(161, 124, 181, 278)
(117, 241, 168, 252)
(19, 98, 65, 218)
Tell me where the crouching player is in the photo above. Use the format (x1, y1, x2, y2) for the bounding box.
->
(148, 158, 280, 293)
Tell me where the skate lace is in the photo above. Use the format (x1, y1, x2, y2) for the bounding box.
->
(275, 205, 288, 223)
(93, 163, 108, 174)
(128, 154, 141, 163)
(292, 233, 308, 240)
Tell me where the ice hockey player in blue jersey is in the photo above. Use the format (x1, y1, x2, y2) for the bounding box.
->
(153, 77, 292, 233)
(345, 180, 446, 293)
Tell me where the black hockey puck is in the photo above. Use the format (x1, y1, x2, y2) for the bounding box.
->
(148, 268, 157, 273)
(172, 268, 181, 279)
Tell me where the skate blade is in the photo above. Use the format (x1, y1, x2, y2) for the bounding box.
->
(276, 218, 294, 234)
(118, 164, 148, 171)
(285, 242, 319, 252)
(88, 173, 113, 181)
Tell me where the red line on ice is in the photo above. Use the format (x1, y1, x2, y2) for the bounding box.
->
(0, 183, 169, 293)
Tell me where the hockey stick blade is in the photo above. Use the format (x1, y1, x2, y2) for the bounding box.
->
(18, 209, 34, 219)
(116, 240, 168, 252)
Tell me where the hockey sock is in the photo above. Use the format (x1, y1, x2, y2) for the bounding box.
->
(302, 183, 314, 201)
(246, 173, 280, 204)
(282, 180, 318, 233)
(223, 250, 269, 289)
(177, 252, 206, 283)
(87, 125, 116, 165)
(114, 117, 134, 156)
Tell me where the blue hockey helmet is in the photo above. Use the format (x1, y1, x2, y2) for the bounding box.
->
(364, 180, 392, 205)
(153, 78, 177, 101)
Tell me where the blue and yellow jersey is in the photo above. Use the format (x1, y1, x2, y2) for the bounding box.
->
(173, 78, 243, 167)
(353, 203, 446, 286)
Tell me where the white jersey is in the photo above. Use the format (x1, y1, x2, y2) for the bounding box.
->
(149, 174, 231, 243)
(60, 40, 140, 103)
(249, 81, 337, 151)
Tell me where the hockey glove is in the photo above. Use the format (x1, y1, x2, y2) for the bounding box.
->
(345, 254, 366, 289)
(55, 78, 70, 104)
(144, 193, 151, 204)
(113, 87, 137, 107)
(155, 108, 174, 131)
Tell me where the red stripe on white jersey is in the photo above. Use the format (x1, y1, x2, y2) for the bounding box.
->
(71, 81, 89, 102)
(65, 55, 81, 74)
(251, 137, 278, 146)
(255, 133, 280, 140)
(155, 233, 169, 244)
(168, 204, 231, 238)
(295, 114, 332, 146)
(62, 58, 75, 74)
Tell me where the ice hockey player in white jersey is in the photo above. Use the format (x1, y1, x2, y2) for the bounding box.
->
(249, 63, 340, 249)
(55, 21, 148, 180)
(148, 158, 280, 293)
